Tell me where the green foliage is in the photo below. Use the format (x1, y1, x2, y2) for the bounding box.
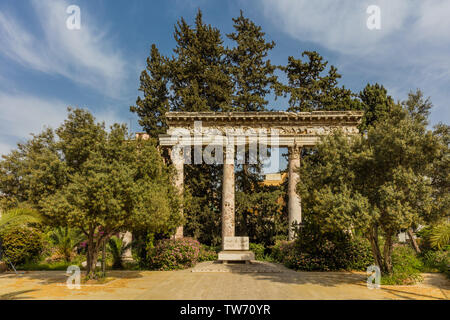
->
(107, 235, 132, 269)
(429, 222, 450, 250)
(198, 244, 218, 262)
(270, 225, 373, 271)
(402, 89, 432, 126)
(0, 108, 180, 278)
(19, 261, 76, 271)
(183, 183, 222, 246)
(249, 243, 265, 260)
(130, 44, 170, 138)
(420, 249, 449, 273)
(47, 227, 84, 262)
(0, 128, 67, 209)
(275, 51, 362, 112)
(0, 207, 42, 230)
(0, 226, 44, 265)
(299, 96, 447, 274)
(236, 189, 287, 246)
(359, 83, 395, 131)
(270, 240, 294, 263)
(381, 246, 423, 285)
(148, 238, 201, 270)
(226, 10, 277, 111)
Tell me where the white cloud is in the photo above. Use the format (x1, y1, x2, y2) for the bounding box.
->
(259, 0, 450, 55)
(0, 0, 127, 98)
(0, 92, 126, 156)
(0, 93, 68, 155)
(258, 0, 450, 125)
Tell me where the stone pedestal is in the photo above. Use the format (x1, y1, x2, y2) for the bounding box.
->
(288, 146, 302, 240)
(218, 251, 255, 262)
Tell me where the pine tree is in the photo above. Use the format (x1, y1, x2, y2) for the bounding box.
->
(171, 10, 233, 112)
(276, 51, 362, 112)
(130, 44, 170, 139)
(359, 83, 395, 131)
(226, 10, 277, 112)
(130, 10, 235, 244)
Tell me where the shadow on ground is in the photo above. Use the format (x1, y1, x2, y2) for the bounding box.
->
(0, 289, 37, 300)
(0, 270, 145, 285)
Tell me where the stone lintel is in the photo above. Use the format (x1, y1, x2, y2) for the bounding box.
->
(165, 111, 363, 126)
(160, 134, 323, 147)
(159, 111, 362, 147)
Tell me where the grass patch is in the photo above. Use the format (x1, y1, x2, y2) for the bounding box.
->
(17, 260, 80, 271)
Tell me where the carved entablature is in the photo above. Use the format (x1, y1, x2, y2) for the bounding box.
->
(159, 111, 363, 147)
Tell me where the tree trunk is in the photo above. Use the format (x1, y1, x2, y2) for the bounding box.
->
(86, 244, 100, 279)
(86, 231, 101, 279)
(368, 226, 385, 273)
(383, 233, 394, 274)
(101, 238, 106, 277)
(407, 228, 421, 253)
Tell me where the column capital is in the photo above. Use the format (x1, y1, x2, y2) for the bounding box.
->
(288, 145, 301, 160)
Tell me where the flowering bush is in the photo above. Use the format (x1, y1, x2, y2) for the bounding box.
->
(148, 238, 201, 270)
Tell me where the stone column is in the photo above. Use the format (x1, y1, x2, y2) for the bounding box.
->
(288, 145, 302, 240)
(121, 231, 133, 261)
(171, 146, 184, 239)
(221, 141, 235, 248)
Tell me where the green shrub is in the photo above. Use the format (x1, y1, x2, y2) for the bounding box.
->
(0, 226, 44, 265)
(148, 238, 201, 270)
(381, 245, 423, 285)
(270, 240, 295, 263)
(270, 228, 373, 271)
(198, 244, 218, 262)
(420, 249, 449, 273)
(249, 243, 265, 260)
(108, 235, 132, 269)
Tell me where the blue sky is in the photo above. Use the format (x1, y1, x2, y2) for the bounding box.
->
(0, 0, 449, 158)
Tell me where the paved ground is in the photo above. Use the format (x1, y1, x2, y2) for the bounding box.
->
(0, 262, 448, 300)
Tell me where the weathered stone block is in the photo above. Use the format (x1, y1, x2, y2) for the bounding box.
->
(223, 236, 249, 251)
(218, 250, 255, 262)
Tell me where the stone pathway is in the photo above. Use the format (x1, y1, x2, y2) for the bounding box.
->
(0, 263, 448, 300)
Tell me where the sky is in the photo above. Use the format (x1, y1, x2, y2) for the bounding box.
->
(0, 0, 449, 159)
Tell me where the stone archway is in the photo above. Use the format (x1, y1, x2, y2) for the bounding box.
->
(159, 111, 363, 261)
